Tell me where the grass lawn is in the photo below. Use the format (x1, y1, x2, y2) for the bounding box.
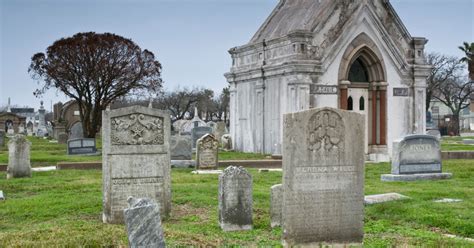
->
(0, 161, 473, 246)
(441, 136, 474, 151)
(0, 137, 267, 166)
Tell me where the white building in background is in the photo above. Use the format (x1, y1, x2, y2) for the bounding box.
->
(225, 0, 431, 161)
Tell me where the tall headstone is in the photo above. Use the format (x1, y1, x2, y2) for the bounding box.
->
(36, 101, 48, 137)
(7, 135, 32, 179)
(270, 184, 282, 228)
(102, 106, 171, 224)
(282, 107, 365, 246)
(124, 197, 166, 248)
(218, 166, 253, 231)
(213, 122, 227, 141)
(170, 135, 192, 160)
(69, 122, 84, 140)
(381, 135, 452, 181)
(0, 130, 5, 147)
(196, 134, 219, 170)
(191, 126, 212, 148)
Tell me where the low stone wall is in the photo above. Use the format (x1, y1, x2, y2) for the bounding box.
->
(56, 162, 102, 170)
(441, 151, 474, 160)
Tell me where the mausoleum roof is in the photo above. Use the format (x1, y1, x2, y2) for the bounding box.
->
(250, 0, 323, 43)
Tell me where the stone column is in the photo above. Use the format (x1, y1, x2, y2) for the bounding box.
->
(379, 82, 388, 145)
(412, 38, 431, 134)
(371, 83, 378, 145)
(339, 80, 350, 110)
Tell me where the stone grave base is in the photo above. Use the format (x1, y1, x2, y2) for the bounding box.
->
(171, 160, 196, 169)
(282, 241, 362, 248)
(381, 173, 452, 182)
(220, 223, 252, 232)
(191, 170, 222, 175)
(364, 193, 409, 205)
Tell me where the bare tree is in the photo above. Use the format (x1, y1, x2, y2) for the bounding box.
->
(155, 87, 204, 122)
(29, 32, 163, 138)
(426, 53, 465, 111)
(433, 76, 474, 135)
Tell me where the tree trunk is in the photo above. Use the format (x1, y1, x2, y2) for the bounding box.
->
(449, 114, 460, 136)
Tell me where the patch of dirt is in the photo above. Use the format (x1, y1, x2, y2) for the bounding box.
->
(169, 203, 210, 223)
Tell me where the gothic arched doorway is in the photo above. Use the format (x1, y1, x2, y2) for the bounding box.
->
(338, 33, 387, 155)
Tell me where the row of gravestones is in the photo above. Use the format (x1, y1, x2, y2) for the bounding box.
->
(4, 105, 451, 246)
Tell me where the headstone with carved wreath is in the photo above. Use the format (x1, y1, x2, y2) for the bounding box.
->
(282, 107, 365, 246)
(102, 106, 171, 224)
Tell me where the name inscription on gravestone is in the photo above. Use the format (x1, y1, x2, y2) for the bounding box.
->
(102, 106, 171, 224)
(392, 135, 441, 174)
(282, 108, 365, 246)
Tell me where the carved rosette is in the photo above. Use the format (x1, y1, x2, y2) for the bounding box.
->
(111, 114, 164, 145)
(307, 110, 345, 152)
(199, 134, 218, 150)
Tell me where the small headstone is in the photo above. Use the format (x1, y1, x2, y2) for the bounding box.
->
(171, 160, 196, 169)
(58, 133, 68, 144)
(170, 135, 192, 160)
(364, 193, 409, 205)
(270, 184, 282, 228)
(282, 108, 365, 246)
(191, 126, 212, 148)
(67, 138, 97, 155)
(0, 131, 5, 147)
(219, 166, 253, 231)
(196, 134, 219, 170)
(221, 134, 232, 151)
(124, 197, 166, 248)
(0, 191, 4, 200)
(381, 135, 452, 181)
(434, 198, 463, 203)
(102, 106, 171, 224)
(7, 135, 32, 179)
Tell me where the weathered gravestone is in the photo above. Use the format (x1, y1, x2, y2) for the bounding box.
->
(270, 184, 282, 228)
(170, 135, 192, 160)
(69, 122, 84, 140)
(102, 106, 171, 224)
(124, 197, 166, 248)
(381, 135, 452, 181)
(67, 138, 97, 155)
(58, 132, 68, 144)
(191, 126, 212, 148)
(7, 135, 32, 179)
(282, 107, 365, 246)
(213, 122, 227, 141)
(196, 134, 219, 170)
(0, 131, 5, 147)
(218, 166, 253, 231)
(0, 190, 4, 200)
(221, 134, 232, 151)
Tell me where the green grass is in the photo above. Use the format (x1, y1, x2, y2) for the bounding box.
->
(0, 161, 473, 246)
(441, 136, 474, 151)
(0, 136, 266, 166)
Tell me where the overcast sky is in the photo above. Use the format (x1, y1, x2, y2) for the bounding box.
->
(1, 0, 473, 111)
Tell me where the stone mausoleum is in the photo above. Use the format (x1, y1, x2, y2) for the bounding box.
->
(225, 0, 431, 161)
